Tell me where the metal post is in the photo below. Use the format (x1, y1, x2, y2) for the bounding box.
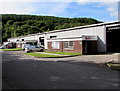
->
(104, 25, 107, 53)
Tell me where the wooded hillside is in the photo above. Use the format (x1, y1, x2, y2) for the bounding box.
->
(2, 14, 103, 41)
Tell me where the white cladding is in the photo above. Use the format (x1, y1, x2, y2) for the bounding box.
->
(8, 35, 38, 42)
(46, 25, 106, 52)
(8, 38, 19, 42)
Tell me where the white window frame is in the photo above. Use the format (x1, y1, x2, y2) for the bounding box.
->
(52, 41, 60, 49)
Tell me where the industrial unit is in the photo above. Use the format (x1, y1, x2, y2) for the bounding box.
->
(8, 21, 120, 54)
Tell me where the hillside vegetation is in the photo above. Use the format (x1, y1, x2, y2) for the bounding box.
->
(1, 14, 103, 41)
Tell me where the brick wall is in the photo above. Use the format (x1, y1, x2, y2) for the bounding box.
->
(16, 43, 22, 48)
(63, 41, 82, 54)
(47, 40, 83, 54)
(47, 41, 63, 52)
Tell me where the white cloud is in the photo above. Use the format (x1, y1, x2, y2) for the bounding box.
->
(107, 7, 118, 17)
(97, 2, 118, 18)
(0, 0, 119, 21)
(0, 0, 119, 2)
(75, 1, 118, 18)
(47, 3, 70, 16)
(75, 0, 119, 3)
(0, 2, 35, 14)
(0, 0, 73, 2)
(0, 2, 71, 16)
(73, 0, 118, 19)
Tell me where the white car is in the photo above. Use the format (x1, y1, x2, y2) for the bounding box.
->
(0, 45, 6, 49)
(22, 44, 31, 50)
(25, 45, 44, 53)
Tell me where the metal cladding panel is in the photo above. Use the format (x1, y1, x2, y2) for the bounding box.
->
(8, 38, 19, 42)
(35, 35, 38, 40)
(46, 26, 104, 38)
(106, 23, 119, 27)
(82, 35, 98, 40)
(37, 34, 45, 38)
(19, 36, 36, 41)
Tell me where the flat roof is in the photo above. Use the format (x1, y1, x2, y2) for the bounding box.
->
(8, 21, 120, 39)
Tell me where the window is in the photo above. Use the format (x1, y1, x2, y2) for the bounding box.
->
(22, 39, 24, 41)
(50, 36, 57, 39)
(64, 41, 74, 49)
(39, 37, 44, 46)
(64, 41, 68, 48)
(52, 41, 59, 49)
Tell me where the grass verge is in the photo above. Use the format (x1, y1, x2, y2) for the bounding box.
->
(106, 61, 120, 71)
(25, 53, 62, 58)
(1, 48, 22, 51)
(44, 51, 82, 56)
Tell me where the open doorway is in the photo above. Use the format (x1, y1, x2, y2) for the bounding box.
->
(106, 26, 120, 53)
(82, 41, 97, 55)
(39, 37, 44, 46)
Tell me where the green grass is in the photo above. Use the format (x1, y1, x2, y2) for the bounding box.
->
(44, 51, 82, 56)
(25, 53, 62, 58)
(1, 48, 22, 51)
(106, 61, 120, 71)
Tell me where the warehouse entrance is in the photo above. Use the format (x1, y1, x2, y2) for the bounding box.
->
(106, 26, 120, 53)
(82, 41, 97, 55)
(39, 37, 44, 46)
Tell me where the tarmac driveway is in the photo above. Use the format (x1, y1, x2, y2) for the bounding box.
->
(7, 51, 119, 64)
(2, 51, 119, 89)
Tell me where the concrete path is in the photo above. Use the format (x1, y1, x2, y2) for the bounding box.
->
(68, 53, 119, 64)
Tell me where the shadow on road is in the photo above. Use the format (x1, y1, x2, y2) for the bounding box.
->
(2, 51, 119, 89)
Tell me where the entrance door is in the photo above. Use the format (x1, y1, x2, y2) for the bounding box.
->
(83, 41, 97, 55)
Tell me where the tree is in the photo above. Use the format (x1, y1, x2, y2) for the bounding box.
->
(2, 14, 103, 42)
(31, 26, 40, 34)
(7, 20, 14, 25)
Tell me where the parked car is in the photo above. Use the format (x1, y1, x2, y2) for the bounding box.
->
(22, 44, 31, 50)
(0, 45, 10, 49)
(0, 45, 6, 49)
(25, 44, 44, 53)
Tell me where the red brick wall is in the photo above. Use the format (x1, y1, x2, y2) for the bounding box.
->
(63, 41, 82, 54)
(47, 41, 63, 52)
(47, 40, 83, 54)
(16, 43, 22, 48)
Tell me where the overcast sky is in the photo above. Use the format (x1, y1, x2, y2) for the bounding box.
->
(0, 0, 119, 22)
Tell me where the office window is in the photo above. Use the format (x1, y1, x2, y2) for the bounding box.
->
(52, 41, 59, 49)
(50, 36, 57, 39)
(64, 41, 69, 48)
(22, 39, 24, 41)
(64, 41, 74, 49)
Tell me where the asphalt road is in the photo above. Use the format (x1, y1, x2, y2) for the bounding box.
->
(2, 51, 119, 90)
